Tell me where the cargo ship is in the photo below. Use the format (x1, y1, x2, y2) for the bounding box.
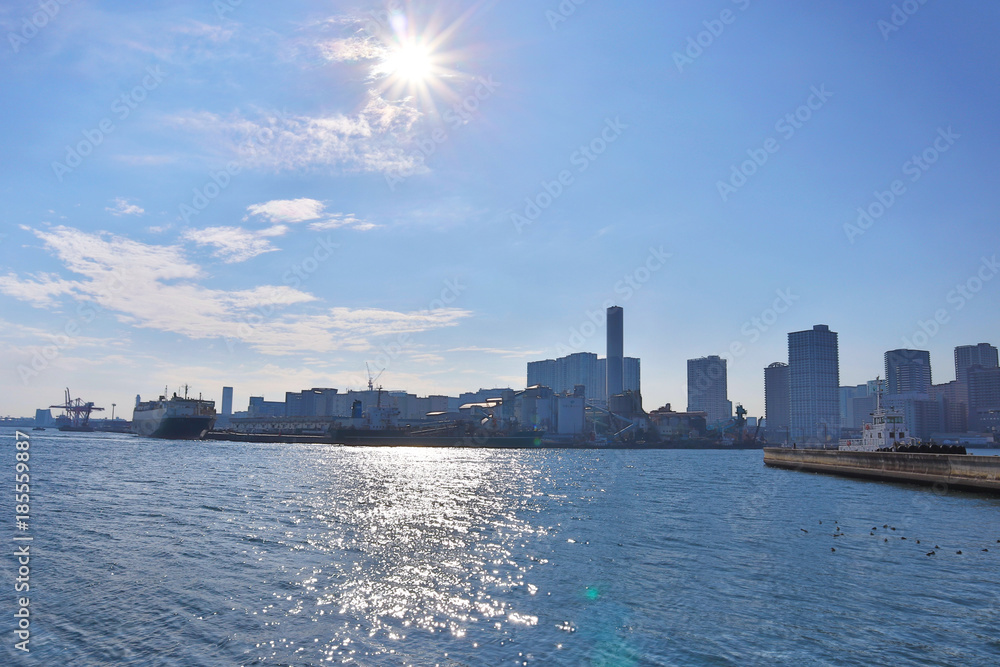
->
(132, 386, 216, 439)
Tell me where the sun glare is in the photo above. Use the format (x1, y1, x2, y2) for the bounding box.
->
(385, 42, 434, 84)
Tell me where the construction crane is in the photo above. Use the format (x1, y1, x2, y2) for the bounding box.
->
(50, 388, 103, 431)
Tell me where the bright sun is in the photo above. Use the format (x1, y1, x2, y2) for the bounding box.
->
(383, 41, 434, 84)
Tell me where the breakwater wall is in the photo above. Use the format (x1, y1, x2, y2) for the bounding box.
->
(763, 447, 1000, 493)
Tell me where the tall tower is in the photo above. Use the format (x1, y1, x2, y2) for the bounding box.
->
(218, 386, 234, 428)
(606, 306, 624, 398)
(789, 324, 840, 445)
(955, 343, 999, 384)
(884, 349, 932, 394)
(687, 356, 730, 425)
(764, 362, 790, 442)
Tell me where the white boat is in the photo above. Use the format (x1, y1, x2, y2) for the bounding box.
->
(840, 378, 917, 451)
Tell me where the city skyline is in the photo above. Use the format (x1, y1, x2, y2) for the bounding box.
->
(2, 1, 1000, 419)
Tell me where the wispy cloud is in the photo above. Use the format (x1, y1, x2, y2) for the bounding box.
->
(181, 226, 279, 263)
(0, 272, 82, 308)
(308, 213, 376, 232)
(246, 198, 325, 224)
(0, 226, 471, 355)
(171, 92, 423, 175)
(447, 346, 544, 359)
(106, 197, 145, 217)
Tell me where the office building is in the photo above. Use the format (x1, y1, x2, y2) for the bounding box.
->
(929, 381, 968, 433)
(217, 386, 233, 428)
(839, 383, 870, 430)
(969, 366, 1000, 432)
(688, 355, 731, 426)
(623, 356, 641, 395)
(789, 324, 840, 445)
(884, 349, 932, 394)
(955, 343, 998, 384)
(607, 306, 624, 398)
(764, 362, 790, 443)
(527, 352, 639, 403)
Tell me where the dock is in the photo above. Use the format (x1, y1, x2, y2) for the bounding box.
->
(763, 447, 1000, 494)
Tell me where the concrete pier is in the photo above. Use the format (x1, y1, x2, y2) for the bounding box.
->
(763, 447, 1000, 493)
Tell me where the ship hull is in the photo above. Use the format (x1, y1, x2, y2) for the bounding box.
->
(132, 408, 215, 439)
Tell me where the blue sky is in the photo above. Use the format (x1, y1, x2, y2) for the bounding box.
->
(1, 0, 998, 418)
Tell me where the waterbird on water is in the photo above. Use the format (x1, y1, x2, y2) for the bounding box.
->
(927, 551, 936, 556)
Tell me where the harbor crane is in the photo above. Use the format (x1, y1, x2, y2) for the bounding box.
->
(50, 388, 103, 431)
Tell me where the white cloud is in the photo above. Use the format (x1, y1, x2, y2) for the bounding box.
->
(172, 92, 423, 175)
(182, 226, 278, 263)
(0, 272, 83, 308)
(0, 226, 471, 356)
(447, 346, 544, 359)
(106, 197, 145, 217)
(246, 198, 325, 224)
(308, 214, 377, 232)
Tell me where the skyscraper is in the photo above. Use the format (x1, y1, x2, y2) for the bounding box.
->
(606, 306, 623, 398)
(218, 386, 234, 428)
(955, 343, 999, 384)
(789, 324, 840, 445)
(764, 362, 790, 442)
(884, 349, 932, 394)
(687, 355, 730, 425)
(623, 357, 641, 395)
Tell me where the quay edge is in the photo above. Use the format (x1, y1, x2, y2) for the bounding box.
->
(763, 447, 1000, 494)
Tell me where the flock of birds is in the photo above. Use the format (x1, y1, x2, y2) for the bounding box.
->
(799, 520, 999, 556)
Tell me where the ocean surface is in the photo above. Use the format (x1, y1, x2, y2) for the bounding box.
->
(2, 427, 999, 666)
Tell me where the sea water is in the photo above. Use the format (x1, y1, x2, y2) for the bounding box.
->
(2, 428, 998, 666)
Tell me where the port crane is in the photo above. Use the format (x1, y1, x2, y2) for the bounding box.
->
(50, 388, 103, 430)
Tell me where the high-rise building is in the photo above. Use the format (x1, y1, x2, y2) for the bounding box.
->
(623, 357, 641, 395)
(687, 355, 730, 425)
(838, 383, 870, 429)
(955, 343, 999, 384)
(884, 349, 932, 394)
(764, 362, 790, 443)
(606, 306, 624, 398)
(929, 381, 968, 433)
(527, 352, 638, 403)
(218, 386, 234, 428)
(527, 359, 557, 391)
(968, 366, 1000, 432)
(789, 324, 840, 445)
